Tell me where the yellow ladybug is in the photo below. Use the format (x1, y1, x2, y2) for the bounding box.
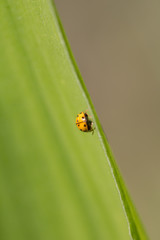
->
(76, 111, 95, 134)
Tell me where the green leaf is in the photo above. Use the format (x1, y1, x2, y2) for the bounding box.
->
(0, 0, 148, 239)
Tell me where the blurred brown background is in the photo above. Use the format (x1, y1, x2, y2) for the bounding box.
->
(54, 0, 160, 239)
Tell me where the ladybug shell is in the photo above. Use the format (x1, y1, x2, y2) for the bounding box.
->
(76, 112, 89, 132)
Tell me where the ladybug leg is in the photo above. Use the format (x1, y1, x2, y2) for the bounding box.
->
(86, 110, 92, 118)
(92, 127, 96, 135)
(84, 109, 92, 118)
(84, 109, 89, 113)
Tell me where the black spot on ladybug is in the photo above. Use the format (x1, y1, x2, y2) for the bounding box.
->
(78, 124, 80, 127)
(77, 120, 79, 122)
(82, 117, 84, 119)
(80, 129, 82, 131)
(84, 124, 86, 127)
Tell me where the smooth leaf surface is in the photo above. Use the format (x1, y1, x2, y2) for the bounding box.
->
(0, 0, 148, 240)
